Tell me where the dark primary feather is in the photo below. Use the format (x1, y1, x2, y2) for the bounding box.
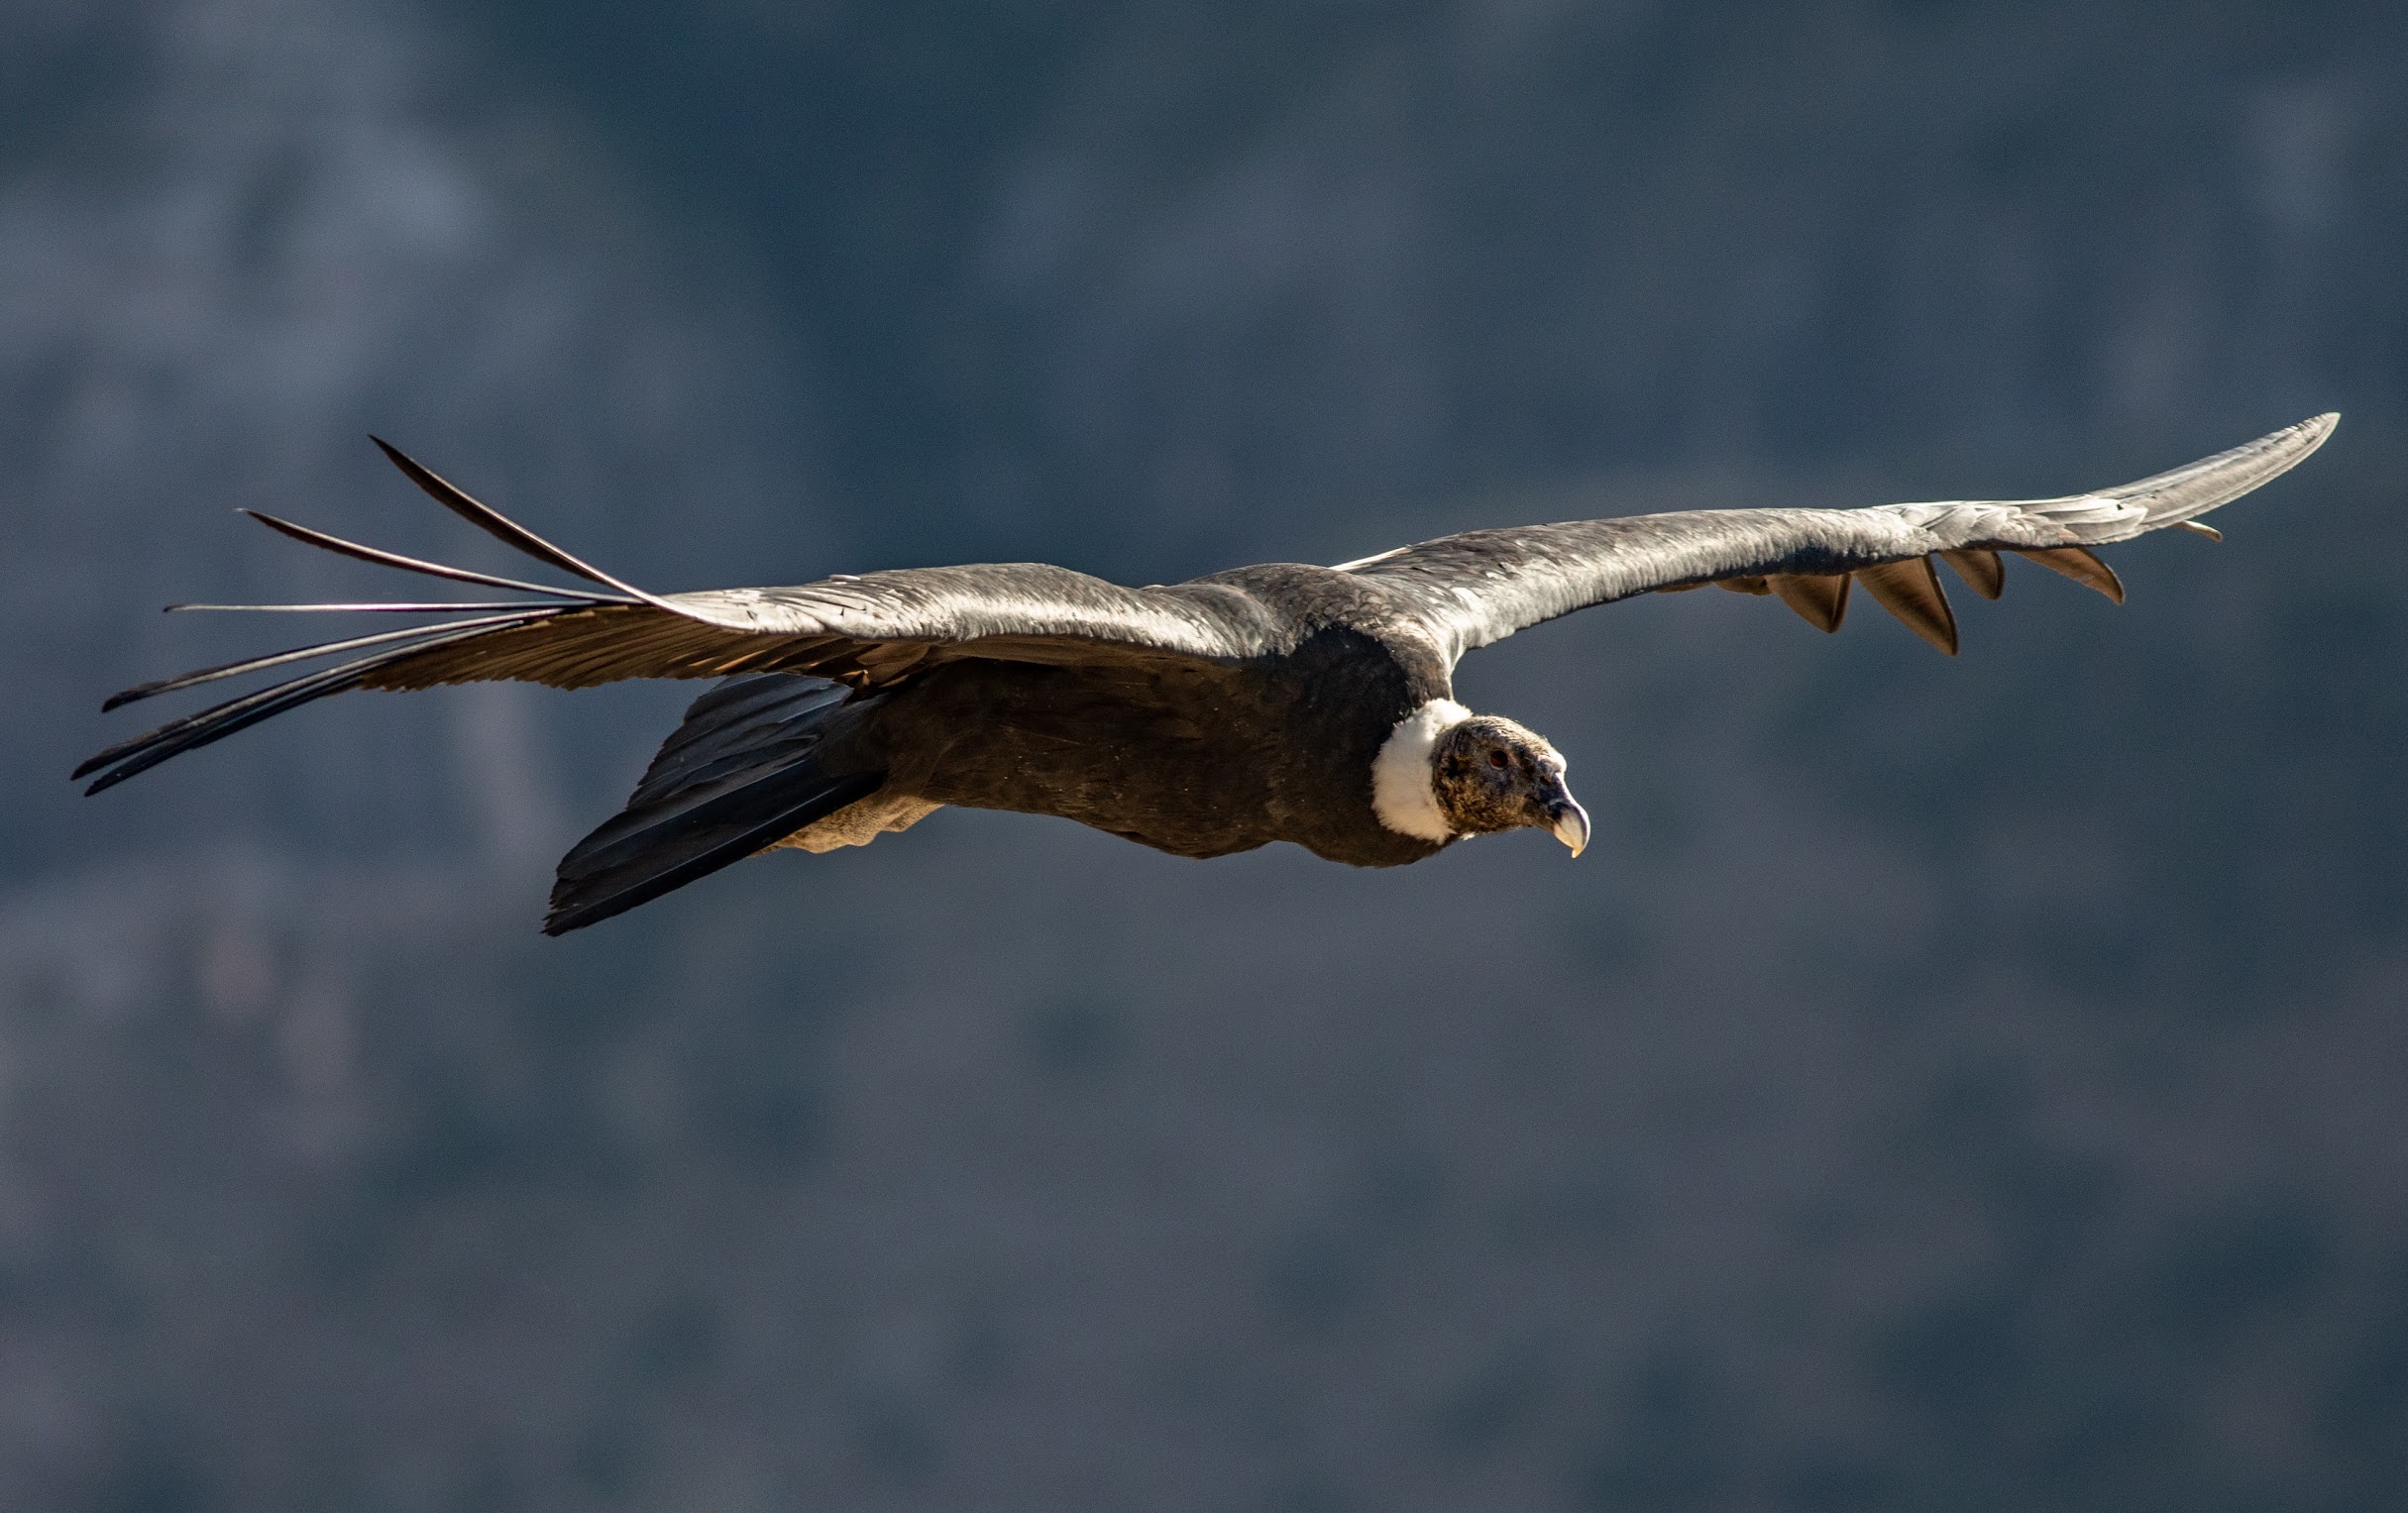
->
(368, 436, 675, 608)
(1770, 571, 1851, 631)
(100, 610, 561, 712)
(1854, 558, 1960, 654)
(165, 601, 597, 613)
(1938, 549, 2006, 600)
(74, 615, 545, 793)
(240, 509, 637, 604)
(2016, 546, 2126, 603)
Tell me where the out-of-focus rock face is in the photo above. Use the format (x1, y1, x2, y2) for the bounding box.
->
(6, 3, 2408, 1510)
(1, 0, 821, 872)
(476, 4, 2401, 573)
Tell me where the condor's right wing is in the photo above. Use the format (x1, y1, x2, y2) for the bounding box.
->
(1339, 414, 2338, 663)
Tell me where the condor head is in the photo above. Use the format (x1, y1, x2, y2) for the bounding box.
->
(1429, 715, 1589, 855)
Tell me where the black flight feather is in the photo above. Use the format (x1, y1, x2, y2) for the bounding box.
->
(75, 618, 531, 793)
(103, 610, 561, 711)
(241, 509, 638, 604)
(167, 600, 599, 613)
(369, 438, 679, 609)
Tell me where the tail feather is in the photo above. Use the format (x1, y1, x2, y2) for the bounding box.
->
(544, 769, 882, 935)
(543, 674, 882, 934)
(628, 676, 853, 806)
(569, 758, 854, 876)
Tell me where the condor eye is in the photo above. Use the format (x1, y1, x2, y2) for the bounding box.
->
(1487, 751, 1508, 770)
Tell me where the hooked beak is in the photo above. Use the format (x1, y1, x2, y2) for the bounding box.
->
(1550, 799, 1590, 858)
(1537, 766, 1590, 857)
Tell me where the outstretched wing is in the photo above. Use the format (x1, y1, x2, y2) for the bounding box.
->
(1341, 414, 2338, 663)
(75, 444, 1289, 795)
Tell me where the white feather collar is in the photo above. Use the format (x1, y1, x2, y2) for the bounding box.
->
(1370, 699, 1472, 842)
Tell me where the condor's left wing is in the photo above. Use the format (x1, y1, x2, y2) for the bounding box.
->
(74, 443, 1296, 796)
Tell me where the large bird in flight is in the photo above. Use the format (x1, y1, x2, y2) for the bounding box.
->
(79, 415, 2336, 933)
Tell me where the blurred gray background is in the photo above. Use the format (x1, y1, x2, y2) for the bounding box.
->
(4, 2, 2403, 1508)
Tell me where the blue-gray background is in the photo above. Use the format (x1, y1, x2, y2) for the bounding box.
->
(4, 3, 2403, 1509)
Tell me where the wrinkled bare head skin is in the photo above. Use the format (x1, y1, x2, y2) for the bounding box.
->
(1429, 715, 1589, 852)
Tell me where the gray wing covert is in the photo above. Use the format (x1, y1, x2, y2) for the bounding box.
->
(349, 563, 1285, 697)
(1342, 414, 2337, 662)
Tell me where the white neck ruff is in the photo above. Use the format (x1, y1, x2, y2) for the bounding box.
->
(1370, 699, 1472, 842)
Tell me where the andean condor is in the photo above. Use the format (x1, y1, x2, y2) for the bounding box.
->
(77, 415, 2337, 933)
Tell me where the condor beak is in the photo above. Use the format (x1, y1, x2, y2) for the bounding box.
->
(1550, 800, 1590, 858)
(1532, 761, 1589, 857)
